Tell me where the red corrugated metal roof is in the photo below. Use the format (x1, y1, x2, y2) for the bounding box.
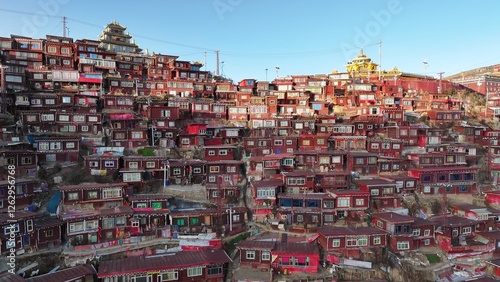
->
(236, 240, 275, 250)
(250, 179, 284, 188)
(371, 212, 415, 223)
(27, 265, 96, 282)
(273, 242, 319, 255)
(59, 183, 127, 191)
(98, 249, 231, 278)
(318, 226, 389, 237)
(0, 272, 26, 282)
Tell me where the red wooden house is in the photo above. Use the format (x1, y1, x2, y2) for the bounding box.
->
(246, 156, 266, 181)
(271, 242, 320, 274)
(227, 105, 249, 121)
(381, 174, 418, 194)
(290, 118, 316, 134)
(385, 122, 420, 146)
(0, 149, 38, 177)
(60, 205, 134, 247)
(204, 145, 238, 161)
(206, 160, 244, 185)
(326, 190, 370, 222)
(449, 203, 500, 232)
(270, 136, 298, 155)
(349, 151, 379, 176)
(205, 182, 240, 204)
(417, 127, 447, 147)
(367, 138, 404, 158)
(0, 178, 35, 212)
(0, 210, 37, 254)
(178, 123, 207, 147)
(128, 194, 172, 236)
(120, 155, 172, 184)
(35, 137, 80, 162)
(430, 215, 492, 255)
(427, 110, 464, 124)
(147, 105, 180, 121)
(275, 118, 294, 136)
(355, 178, 401, 210)
(408, 166, 477, 195)
(372, 212, 436, 252)
(31, 215, 63, 251)
(408, 151, 467, 168)
(317, 226, 389, 260)
(250, 118, 276, 130)
(170, 207, 246, 236)
(191, 101, 217, 119)
(298, 134, 330, 151)
(262, 154, 295, 177)
(53, 111, 102, 135)
(411, 218, 438, 248)
(97, 249, 232, 282)
(282, 171, 316, 193)
(206, 125, 244, 145)
(44, 35, 74, 70)
(167, 159, 206, 185)
(243, 136, 272, 156)
(236, 240, 275, 271)
(109, 128, 149, 149)
(384, 108, 405, 123)
(294, 151, 345, 171)
(315, 171, 351, 192)
(59, 183, 128, 208)
(277, 193, 326, 232)
(250, 179, 283, 220)
(167, 97, 191, 119)
(331, 136, 366, 151)
(83, 154, 122, 176)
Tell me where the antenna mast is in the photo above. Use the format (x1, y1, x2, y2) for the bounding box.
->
(215, 50, 220, 76)
(204, 51, 207, 72)
(378, 40, 382, 80)
(62, 16, 67, 37)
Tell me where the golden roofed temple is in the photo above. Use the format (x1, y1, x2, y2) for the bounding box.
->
(345, 48, 378, 73)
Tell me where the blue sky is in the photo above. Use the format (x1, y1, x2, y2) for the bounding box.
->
(1, 0, 499, 82)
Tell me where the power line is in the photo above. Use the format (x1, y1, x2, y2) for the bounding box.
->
(0, 8, 382, 59)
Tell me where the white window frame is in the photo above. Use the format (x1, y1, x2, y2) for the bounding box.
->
(462, 226, 472, 235)
(246, 250, 256, 260)
(262, 251, 270, 261)
(332, 239, 340, 247)
(412, 229, 420, 236)
(159, 270, 178, 281)
(337, 197, 350, 208)
(26, 219, 33, 232)
(397, 241, 410, 250)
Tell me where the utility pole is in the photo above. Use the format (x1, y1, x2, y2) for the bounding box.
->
(62, 16, 67, 37)
(215, 50, 220, 76)
(0, 64, 6, 114)
(204, 51, 207, 72)
(437, 72, 444, 94)
(217, 175, 224, 237)
(378, 40, 382, 81)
